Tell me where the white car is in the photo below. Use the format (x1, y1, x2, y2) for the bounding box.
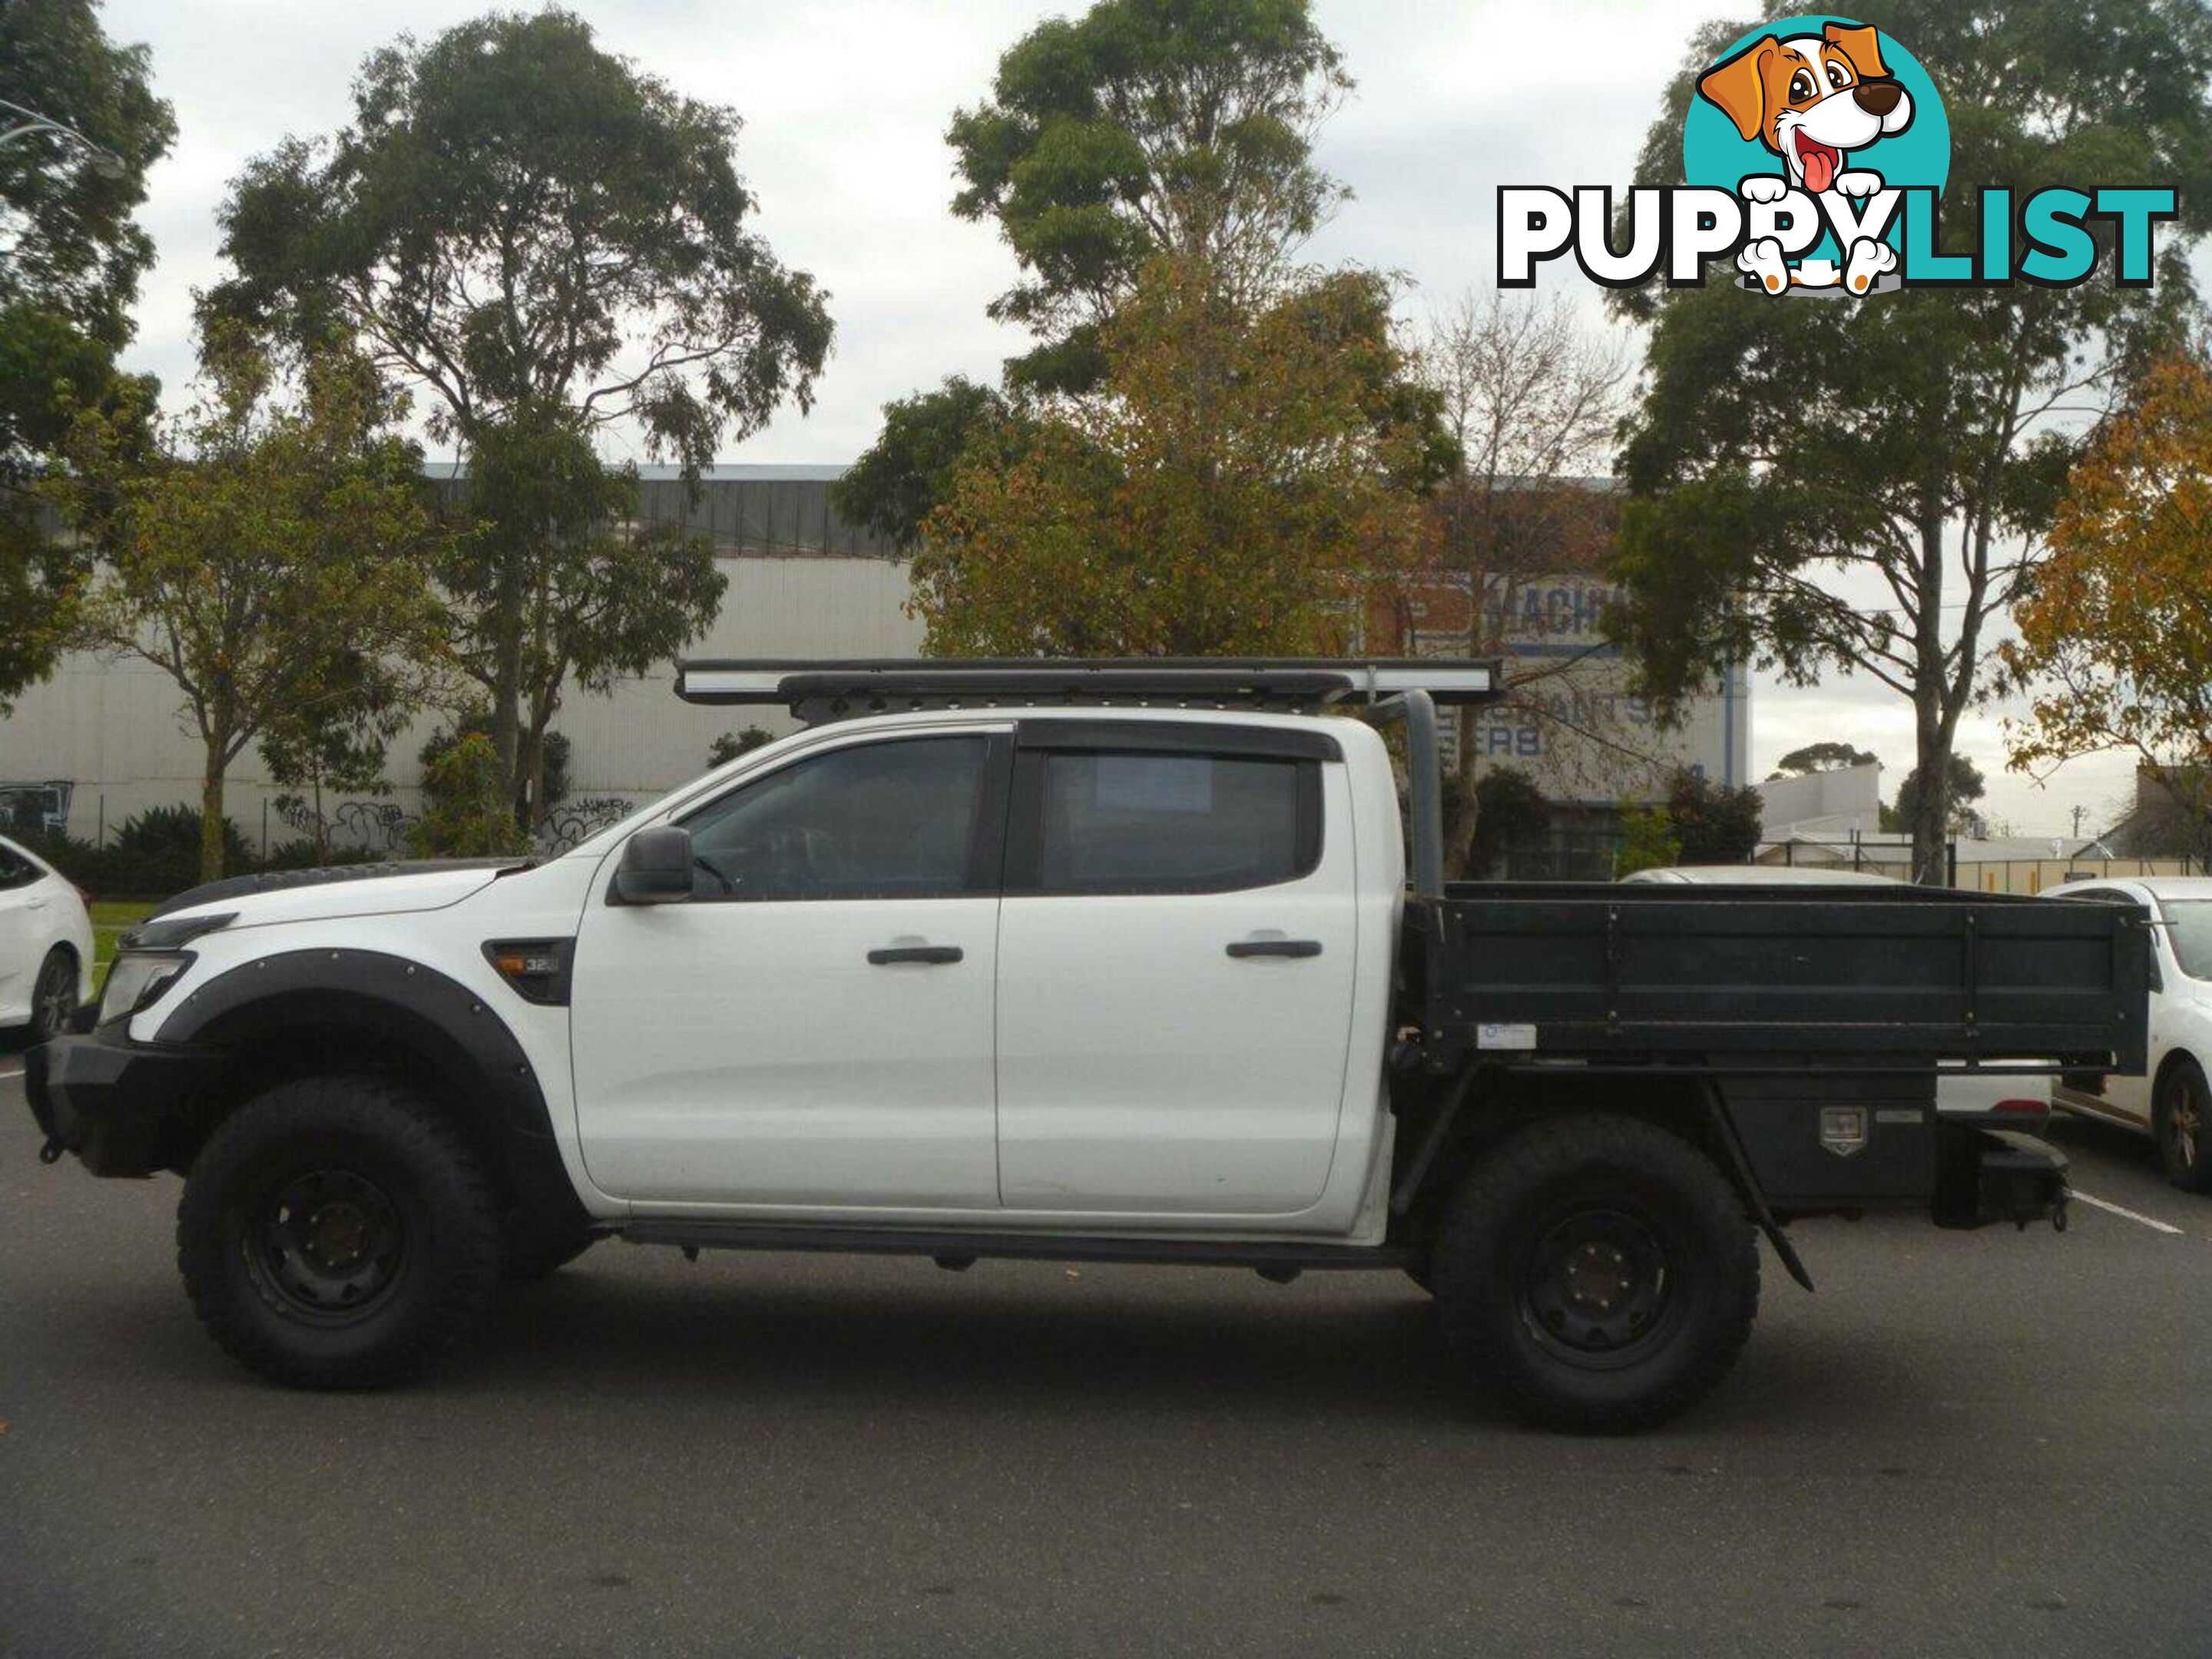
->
(0, 833, 94, 1044)
(1621, 865, 2054, 1124)
(2046, 876, 2212, 1192)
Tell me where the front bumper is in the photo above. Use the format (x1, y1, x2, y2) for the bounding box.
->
(25, 1028, 209, 1178)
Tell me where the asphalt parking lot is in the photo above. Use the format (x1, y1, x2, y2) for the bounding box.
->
(5, 1060, 2210, 1659)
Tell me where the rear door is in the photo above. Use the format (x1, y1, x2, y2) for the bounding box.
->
(992, 720, 1359, 1216)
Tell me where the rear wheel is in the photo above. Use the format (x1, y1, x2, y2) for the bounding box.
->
(177, 1075, 501, 1388)
(28, 948, 75, 1043)
(2154, 1058, 2212, 1195)
(1430, 1114, 1759, 1432)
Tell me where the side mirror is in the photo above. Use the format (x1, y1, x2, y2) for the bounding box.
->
(612, 826, 694, 905)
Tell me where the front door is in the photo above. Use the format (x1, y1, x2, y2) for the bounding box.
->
(571, 729, 1010, 1209)
(992, 723, 1359, 1216)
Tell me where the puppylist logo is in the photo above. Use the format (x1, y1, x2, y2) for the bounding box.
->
(1499, 15, 2175, 297)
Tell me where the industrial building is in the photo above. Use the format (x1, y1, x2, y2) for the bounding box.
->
(0, 465, 1744, 863)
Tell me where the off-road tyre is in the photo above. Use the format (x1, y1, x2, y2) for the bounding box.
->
(177, 1075, 501, 1388)
(502, 1223, 597, 1281)
(1430, 1114, 1759, 1433)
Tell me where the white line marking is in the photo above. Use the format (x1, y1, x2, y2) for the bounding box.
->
(2072, 1190, 2186, 1236)
(0, 1066, 22, 1081)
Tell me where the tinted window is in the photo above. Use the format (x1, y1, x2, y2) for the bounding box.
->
(0, 845, 35, 889)
(1031, 751, 1314, 894)
(2160, 899, 2212, 982)
(680, 737, 988, 902)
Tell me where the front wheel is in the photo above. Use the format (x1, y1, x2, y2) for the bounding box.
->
(2154, 1058, 2212, 1195)
(1430, 1114, 1759, 1432)
(177, 1075, 502, 1388)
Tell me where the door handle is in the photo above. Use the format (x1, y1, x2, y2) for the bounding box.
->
(25, 898, 46, 910)
(867, 945, 964, 966)
(1226, 939, 1323, 959)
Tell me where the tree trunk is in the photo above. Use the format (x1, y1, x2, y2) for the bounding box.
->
(516, 721, 546, 834)
(1909, 700, 1950, 888)
(490, 555, 525, 825)
(200, 733, 230, 884)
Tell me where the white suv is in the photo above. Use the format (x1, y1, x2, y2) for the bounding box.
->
(2046, 876, 2212, 1192)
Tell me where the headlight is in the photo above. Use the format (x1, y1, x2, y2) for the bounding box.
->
(98, 952, 194, 1026)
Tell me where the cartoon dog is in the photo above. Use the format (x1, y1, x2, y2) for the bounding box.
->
(1697, 22, 1913, 294)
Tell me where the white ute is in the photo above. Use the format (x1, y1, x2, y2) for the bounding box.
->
(27, 661, 2134, 1431)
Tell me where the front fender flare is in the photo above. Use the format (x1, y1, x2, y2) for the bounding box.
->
(157, 948, 588, 1239)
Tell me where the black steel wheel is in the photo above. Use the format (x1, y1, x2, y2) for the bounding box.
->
(178, 1075, 500, 1388)
(2155, 1058, 2212, 1195)
(1513, 1205, 1687, 1369)
(28, 949, 75, 1043)
(248, 1169, 407, 1321)
(1430, 1114, 1759, 1432)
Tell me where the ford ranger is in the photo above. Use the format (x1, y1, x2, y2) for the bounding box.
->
(25, 660, 2144, 1431)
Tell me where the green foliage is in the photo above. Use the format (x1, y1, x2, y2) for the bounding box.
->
(913, 257, 1431, 655)
(437, 406, 721, 823)
(947, 0, 1350, 393)
(421, 712, 569, 813)
(1614, 804, 1684, 879)
(204, 11, 807, 816)
(1665, 770, 1764, 865)
(707, 727, 774, 769)
(0, 2, 174, 346)
(205, 8, 830, 464)
(30, 806, 249, 899)
(1770, 742, 1879, 780)
(1466, 766, 1551, 879)
(0, 0, 174, 708)
(835, 377, 1031, 551)
(1608, 0, 2212, 882)
(52, 338, 448, 882)
(111, 803, 253, 872)
(410, 733, 531, 859)
(1883, 756, 1988, 837)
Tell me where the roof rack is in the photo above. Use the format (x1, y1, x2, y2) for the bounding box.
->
(674, 657, 1501, 724)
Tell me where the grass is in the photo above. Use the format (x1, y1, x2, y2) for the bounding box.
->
(90, 900, 155, 975)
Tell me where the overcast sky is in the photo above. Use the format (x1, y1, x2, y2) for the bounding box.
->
(95, 0, 2140, 836)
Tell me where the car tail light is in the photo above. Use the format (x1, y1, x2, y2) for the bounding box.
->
(1995, 1098, 2049, 1117)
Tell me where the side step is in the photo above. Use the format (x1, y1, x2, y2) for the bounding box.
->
(620, 1220, 1416, 1274)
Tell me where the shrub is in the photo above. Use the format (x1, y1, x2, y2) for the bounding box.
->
(411, 733, 531, 858)
(707, 726, 774, 768)
(1614, 804, 1684, 877)
(28, 806, 254, 899)
(419, 710, 568, 816)
(1466, 767, 1551, 879)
